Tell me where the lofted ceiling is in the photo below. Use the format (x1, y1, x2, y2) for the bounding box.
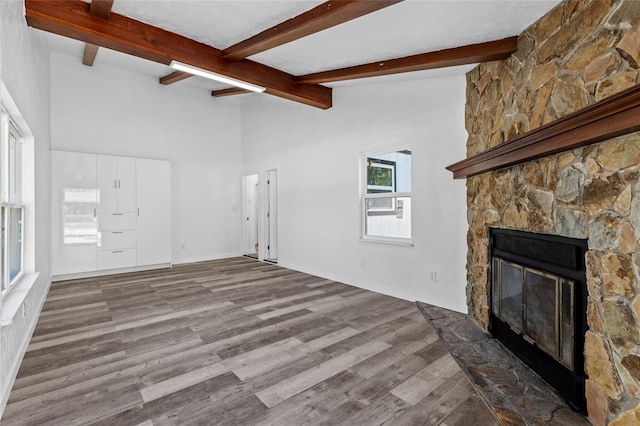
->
(30, 0, 562, 109)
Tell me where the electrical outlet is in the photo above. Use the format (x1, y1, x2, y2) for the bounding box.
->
(181, 244, 186, 250)
(430, 272, 437, 282)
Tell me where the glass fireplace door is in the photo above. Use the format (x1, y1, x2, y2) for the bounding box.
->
(492, 258, 575, 369)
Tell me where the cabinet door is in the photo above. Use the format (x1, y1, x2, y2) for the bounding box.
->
(98, 248, 136, 270)
(51, 151, 98, 275)
(136, 158, 171, 266)
(97, 155, 118, 213)
(116, 157, 137, 213)
(98, 212, 137, 231)
(99, 230, 137, 250)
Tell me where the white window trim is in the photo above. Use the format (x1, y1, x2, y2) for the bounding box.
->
(359, 145, 413, 246)
(0, 83, 38, 324)
(359, 235, 415, 247)
(2, 117, 25, 293)
(1, 272, 40, 325)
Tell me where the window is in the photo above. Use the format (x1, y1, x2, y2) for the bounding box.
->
(1, 110, 24, 294)
(361, 147, 412, 243)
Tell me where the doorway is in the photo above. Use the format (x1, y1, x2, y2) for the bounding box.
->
(265, 169, 278, 263)
(242, 174, 259, 259)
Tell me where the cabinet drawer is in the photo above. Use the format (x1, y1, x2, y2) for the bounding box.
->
(99, 212, 137, 231)
(98, 248, 136, 271)
(99, 230, 137, 250)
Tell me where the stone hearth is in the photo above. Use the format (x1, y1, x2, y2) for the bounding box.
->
(463, 1, 640, 424)
(417, 302, 590, 425)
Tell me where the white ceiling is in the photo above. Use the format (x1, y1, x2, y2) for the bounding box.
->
(40, 0, 562, 94)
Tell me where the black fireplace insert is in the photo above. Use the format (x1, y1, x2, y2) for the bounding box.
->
(489, 228, 588, 413)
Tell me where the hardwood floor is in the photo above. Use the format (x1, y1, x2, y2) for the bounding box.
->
(2, 258, 499, 425)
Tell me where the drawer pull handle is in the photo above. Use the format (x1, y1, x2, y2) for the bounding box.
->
(112, 232, 123, 234)
(112, 213, 123, 216)
(112, 250, 124, 253)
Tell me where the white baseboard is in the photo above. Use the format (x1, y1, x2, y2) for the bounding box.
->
(52, 263, 172, 282)
(173, 252, 243, 265)
(415, 294, 468, 314)
(279, 260, 467, 314)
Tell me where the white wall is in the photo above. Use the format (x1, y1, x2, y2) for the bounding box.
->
(241, 76, 469, 312)
(50, 52, 243, 264)
(0, 0, 52, 415)
(0, 14, 468, 417)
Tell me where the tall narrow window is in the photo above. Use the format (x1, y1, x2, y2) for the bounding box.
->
(1, 111, 24, 293)
(361, 147, 412, 243)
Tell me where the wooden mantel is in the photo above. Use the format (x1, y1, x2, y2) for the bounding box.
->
(447, 84, 640, 179)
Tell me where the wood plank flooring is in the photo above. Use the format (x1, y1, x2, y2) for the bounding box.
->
(1, 258, 499, 425)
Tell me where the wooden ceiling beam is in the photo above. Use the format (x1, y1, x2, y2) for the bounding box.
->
(297, 37, 518, 84)
(211, 87, 252, 97)
(155, 0, 404, 89)
(25, 0, 332, 109)
(82, 43, 100, 66)
(82, 0, 115, 67)
(90, 0, 115, 19)
(222, 0, 402, 61)
(159, 70, 192, 85)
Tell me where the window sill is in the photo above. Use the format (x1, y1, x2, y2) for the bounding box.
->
(1, 272, 40, 325)
(359, 237, 414, 247)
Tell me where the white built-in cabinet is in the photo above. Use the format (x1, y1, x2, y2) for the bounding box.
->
(51, 151, 99, 275)
(97, 155, 137, 271)
(51, 150, 171, 278)
(98, 155, 137, 212)
(136, 159, 171, 266)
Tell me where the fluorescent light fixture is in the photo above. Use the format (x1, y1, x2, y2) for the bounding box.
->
(170, 60, 266, 93)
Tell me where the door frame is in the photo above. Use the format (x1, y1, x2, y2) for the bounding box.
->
(264, 169, 278, 263)
(241, 173, 259, 257)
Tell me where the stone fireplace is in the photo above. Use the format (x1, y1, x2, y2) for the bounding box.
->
(489, 228, 588, 412)
(462, 1, 640, 424)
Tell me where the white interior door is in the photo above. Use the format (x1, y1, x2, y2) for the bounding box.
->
(242, 174, 259, 256)
(266, 169, 278, 262)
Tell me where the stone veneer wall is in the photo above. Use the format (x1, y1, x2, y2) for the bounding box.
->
(464, 1, 640, 424)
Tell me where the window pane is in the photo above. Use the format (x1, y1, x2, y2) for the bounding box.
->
(1, 207, 5, 292)
(366, 150, 411, 194)
(9, 130, 18, 203)
(367, 160, 395, 193)
(365, 196, 411, 239)
(9, 207, 22, 282)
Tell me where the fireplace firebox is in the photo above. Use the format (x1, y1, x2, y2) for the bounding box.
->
(489, 228, 588, 413)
